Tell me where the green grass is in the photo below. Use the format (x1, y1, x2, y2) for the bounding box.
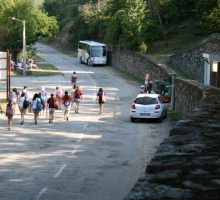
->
(146, 22, 206, 79)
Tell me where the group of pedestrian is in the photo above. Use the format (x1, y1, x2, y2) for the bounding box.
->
(3, 70, 107, 130)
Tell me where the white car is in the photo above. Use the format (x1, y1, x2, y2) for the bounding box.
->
(130, 93, 168, 123)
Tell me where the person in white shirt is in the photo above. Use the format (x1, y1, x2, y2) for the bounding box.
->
(18, 92, 27, 125)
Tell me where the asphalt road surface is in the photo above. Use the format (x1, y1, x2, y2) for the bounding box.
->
(0, 42, 171, 200)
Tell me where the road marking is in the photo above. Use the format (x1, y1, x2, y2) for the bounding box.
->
(54, 164, 67, 178)
(35, 188, 47, 200)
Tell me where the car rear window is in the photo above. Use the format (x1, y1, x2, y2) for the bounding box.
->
(135, 97, 157, 105)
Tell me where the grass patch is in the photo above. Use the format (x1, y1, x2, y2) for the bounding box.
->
(168, 111, 180, 121)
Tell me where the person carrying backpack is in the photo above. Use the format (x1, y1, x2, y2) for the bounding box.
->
(18, 92, 28, 125)
(55, 85, 63, 110)
(62, 91, 72, 121)
(39, 87, 47, 116)
(6, 99, 15, 130)
(31, 93, 42, 125)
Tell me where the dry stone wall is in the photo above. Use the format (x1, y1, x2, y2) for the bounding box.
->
(108, 49, 220, 199)
(170, 33, 220, 82)
(111, 50, 176, 83)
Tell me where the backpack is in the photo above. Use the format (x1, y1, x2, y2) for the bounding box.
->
(6, 105, 13, 117)
(23, 97, 29, 109)
(35, 101, 43, 112)
(40, 92, 46, 102)
(56, 90, 62, 98)
(64, 96, 70, 106)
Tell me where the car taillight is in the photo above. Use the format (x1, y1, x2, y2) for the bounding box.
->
(155, 105, 160, 109)
(132, 104, 136, 109)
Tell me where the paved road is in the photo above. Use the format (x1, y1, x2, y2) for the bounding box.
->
(0, 43, 171, 200)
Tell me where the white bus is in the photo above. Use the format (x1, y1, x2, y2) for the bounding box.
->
(78, 40, 107, 65)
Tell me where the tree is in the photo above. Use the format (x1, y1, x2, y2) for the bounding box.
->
(0, 0, 59, 59)
(104, 0, 148, 52)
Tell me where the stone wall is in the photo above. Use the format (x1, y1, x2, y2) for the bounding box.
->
(108, 49, 220, 199)
(111, 50, 176, 83)
(125, 86, 220, 200)
(170, 33, 220, 83)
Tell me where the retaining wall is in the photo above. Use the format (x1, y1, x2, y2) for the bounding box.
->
(108, 50, 220, 199)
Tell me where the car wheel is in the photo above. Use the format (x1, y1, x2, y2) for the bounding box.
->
(164, 110, 167, 118)
(130, 117, 135, 122)
(158, 114, 163, 123)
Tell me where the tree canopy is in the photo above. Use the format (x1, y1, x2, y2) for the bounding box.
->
(2, 0, 220, 54)
(0, 0, 59, 57)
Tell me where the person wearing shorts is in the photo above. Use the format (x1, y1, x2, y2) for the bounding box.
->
(62, 91, 72, 121)
(47, 93, 57, 123)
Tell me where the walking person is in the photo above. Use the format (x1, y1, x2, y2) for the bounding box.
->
(31, 93, 41, 125)
(39, 87, 47, 116)
(62, 91, 72, 121)
(5, 99, 15, 130)
(74, 86, 83, 113)
(18, 92, 28, 125)
(71, 71, 77, 87)
(47, 93, 57, 123)
(96, 88, 107, 114)
(11, 88, 18, 114)
(71, 83, 77, 111)
(21, 86, 29, 114)
(55, 85, 63, 110)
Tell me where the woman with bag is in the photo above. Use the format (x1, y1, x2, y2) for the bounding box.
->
(96, 88, 106, 114)
(47, 93, 57, 123)
(6, 99, 15, 130)
(62, 91, 72, 121)
(31, 93, 42, 125)
(18, 92, 28, 125)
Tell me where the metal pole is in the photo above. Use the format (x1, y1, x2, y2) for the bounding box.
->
(22, 20, 26, 76)
(12, 17, 26, 76)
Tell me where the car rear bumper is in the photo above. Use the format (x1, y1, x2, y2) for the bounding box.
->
(130, 111, 161, 119)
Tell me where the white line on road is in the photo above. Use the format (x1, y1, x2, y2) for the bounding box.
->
(35, 188, 47, 200)
(54, 164, 67, 178)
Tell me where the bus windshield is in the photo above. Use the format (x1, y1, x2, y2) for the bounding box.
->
(91, 46, 106, 57)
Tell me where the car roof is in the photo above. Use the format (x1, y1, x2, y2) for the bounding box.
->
(136, 93, 160, 98)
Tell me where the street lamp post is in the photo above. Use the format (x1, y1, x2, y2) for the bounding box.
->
(12, 17, 26, 76)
